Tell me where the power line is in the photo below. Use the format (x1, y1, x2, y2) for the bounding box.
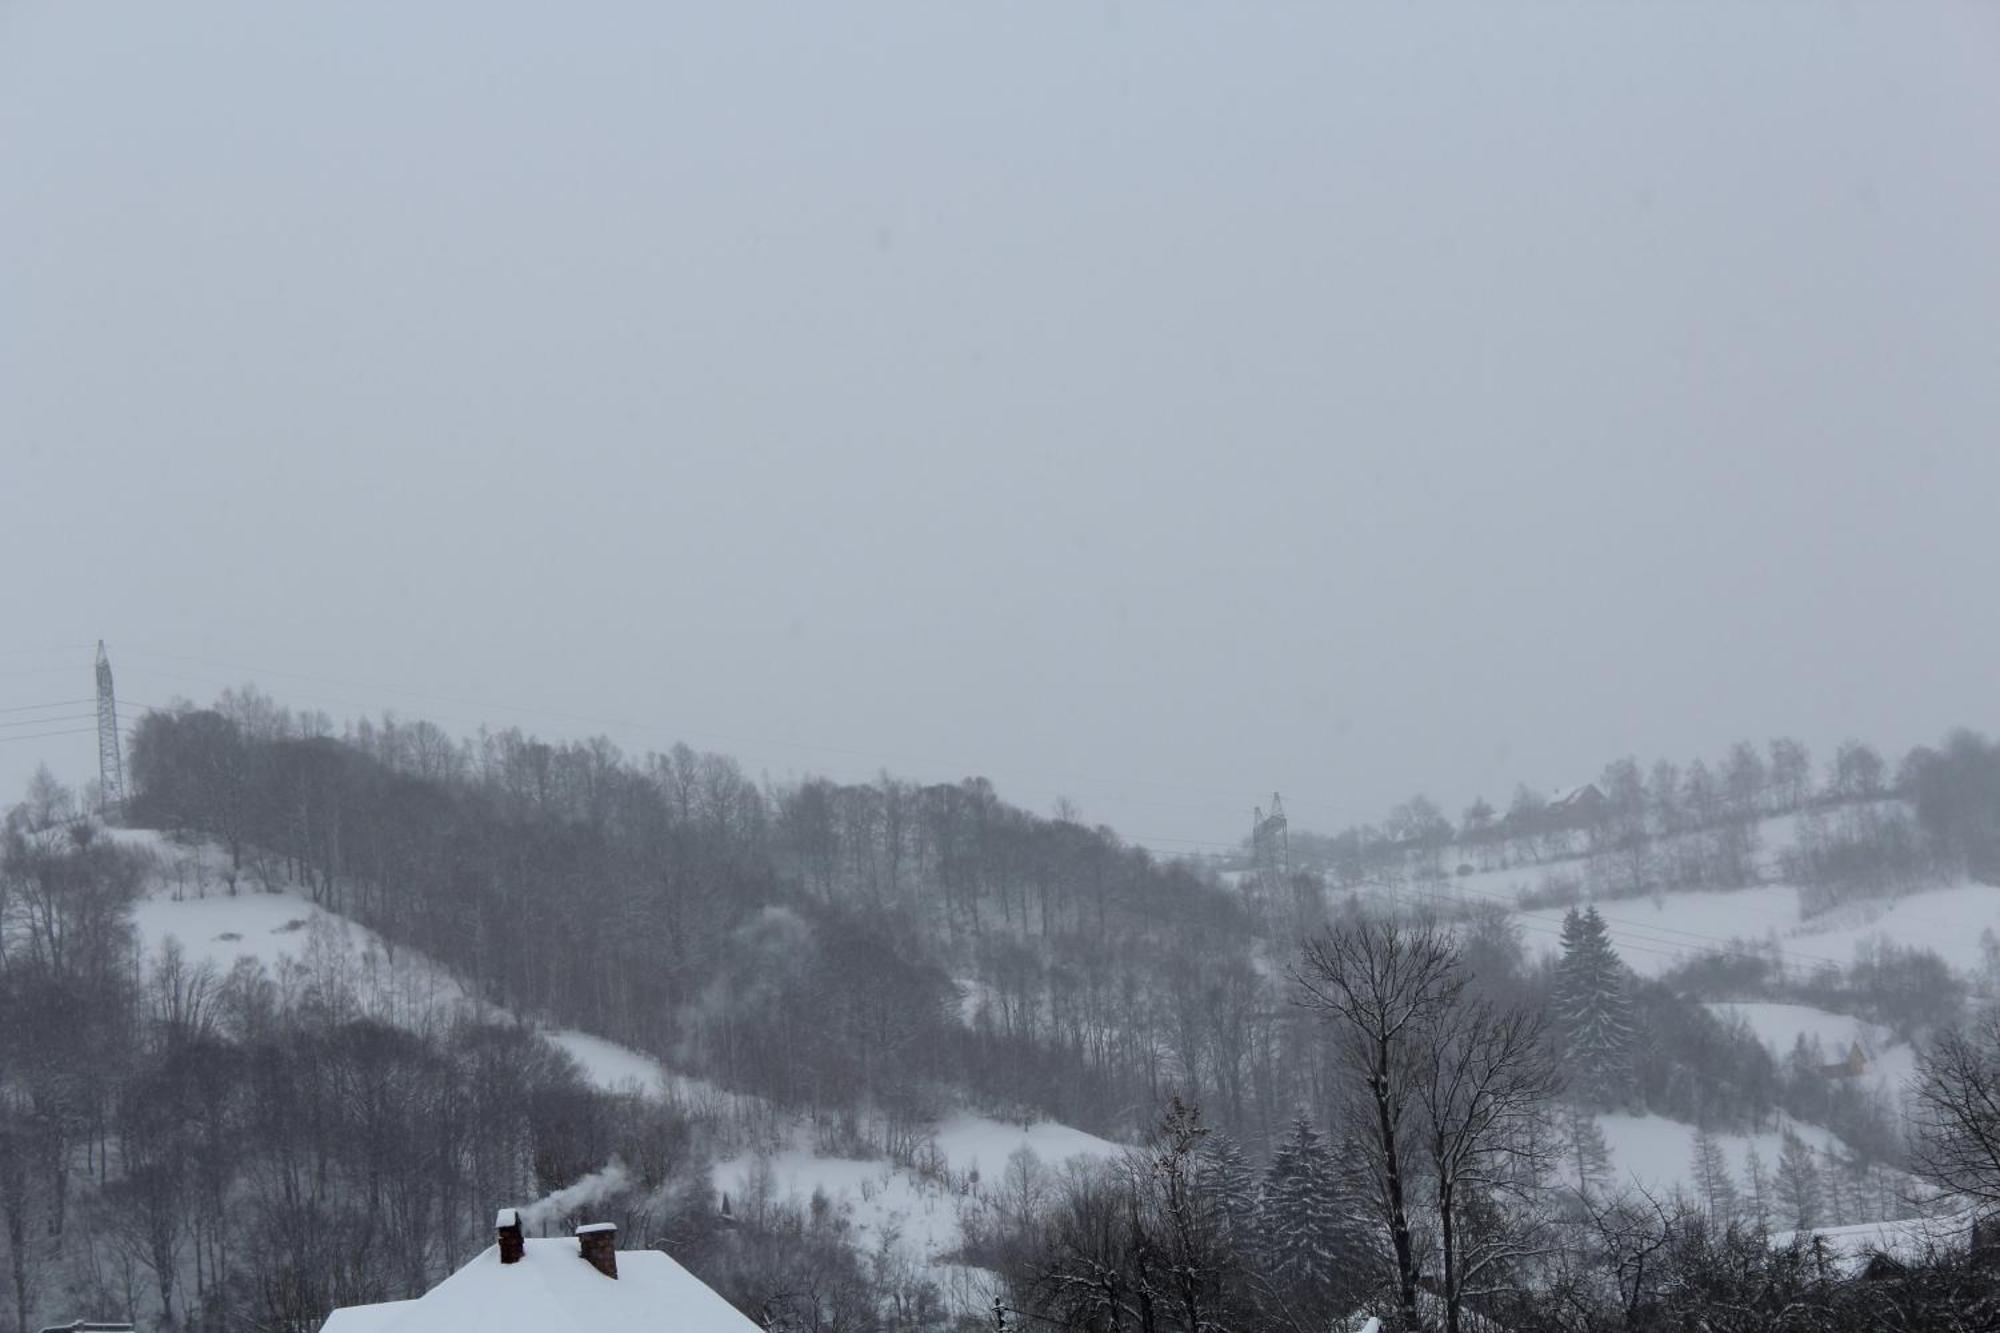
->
(1327, 865, 1855, 981)
(1358, 871, 1855, 979)
(0, 698, 94, 714)
(1443, 876, 1855, 974)
(0, 727, 96, 747)
(0, 712, 95, 730)
(0, 644, 96, 658)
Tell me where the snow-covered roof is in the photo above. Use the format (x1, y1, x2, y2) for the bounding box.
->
(321, 1301, 416, 1333)
(1767, 1212, 1974, 1277)
(1546, 783, 1602, 810)
(320, 1238, 759, 1333)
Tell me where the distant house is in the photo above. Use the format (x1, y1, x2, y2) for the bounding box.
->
(1817, 1040, 1868, 1079)
(1544, 783, 1606, 827)
(322, 1209, 760, 1333)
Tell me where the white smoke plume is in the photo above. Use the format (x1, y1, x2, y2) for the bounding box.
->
(517, 1159, 632, 1233)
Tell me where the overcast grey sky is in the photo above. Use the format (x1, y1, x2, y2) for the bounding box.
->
(4, 2, 1997, 851)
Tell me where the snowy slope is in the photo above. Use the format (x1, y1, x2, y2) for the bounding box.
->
(1407, 803, 2000, 987)
(1706, 1001, 1923, 1108)
(1594, 1112, 1845, 1197)
(931, 1114, 1123, 1182)
(543, 1029, 765, 1121)
(1506, 880, 2000, 981)
(119, 829, 481, 1026)
(1706, 1001, 1876, 1059)
(712, 1115, 1125, 1306)
(118, 828, 1126, 1308)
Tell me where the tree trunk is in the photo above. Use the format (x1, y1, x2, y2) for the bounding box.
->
(1371, 1037, 1421, 1331)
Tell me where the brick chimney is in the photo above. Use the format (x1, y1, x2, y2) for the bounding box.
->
(496, 1208, 525, 1265)
(576, 1223, 617, 1279)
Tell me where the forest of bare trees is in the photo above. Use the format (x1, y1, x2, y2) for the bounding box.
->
(5, 697, 2000, 1332)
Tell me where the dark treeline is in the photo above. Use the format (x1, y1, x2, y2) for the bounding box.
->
(0, 797, 612, 1333)
(120, 698, 1984, 1166)
(124, 694, 1270, 1142)
(1285, 732, 1999, 913)
(123, 696, 1971, 1164)
(0, 785, 941, 1333)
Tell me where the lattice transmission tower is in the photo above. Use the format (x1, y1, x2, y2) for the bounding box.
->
(1251, 791, 1289, 900)
(95, 640, 126, 814)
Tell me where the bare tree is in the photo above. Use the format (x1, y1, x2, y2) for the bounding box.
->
(1911, 1017, 2000, 1207)
(1291, 917, 1462, 1330)
(1417, 999, 1559, 1333)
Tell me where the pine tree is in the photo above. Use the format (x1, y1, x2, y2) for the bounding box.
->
(1689, 1129, 1737, 1228)
(1564, 1103, 1612, 1201)
(1197, 1131, 1259, 1249)
(1741, 1145, 1772, 1234)
(1818, 1145, 1863, 1226)
(1551, 906, 1637, 1107)
(1774, 1132, 1821, 1231)
(1258, 1112, 1341, 1289)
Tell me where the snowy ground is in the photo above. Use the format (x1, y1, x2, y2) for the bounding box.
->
(1706, 1001, 1879, 1060)
(543, 1029, 766, 1121)
(1505, 880, 2000, 982)
(929, 1113, 1123, 1183)
(119, 828, 480, 1027)
(712, 1114, 1124, 1307)
(1369, 804, 2000, 989)
(1767, 1212, 1975, 1275)
(1593, 1111, 1845, 1197)
(116, 826, 1125, 1308)
(1706, 1001, 1922, 1107)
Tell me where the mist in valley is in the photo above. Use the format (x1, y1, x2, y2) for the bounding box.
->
(4, 3, 2000, 1330)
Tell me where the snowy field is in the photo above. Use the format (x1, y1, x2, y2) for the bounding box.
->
(118, 829, 480, 1026)
(1706, 1001, 1878, 1060)
(543, 1028, 765, 1120)
(713, 1114, 1125, 1303)
(1594, 1111, 1845, 1197)
(1706, 1001, 1921, 1104)
(1506, 880, 2000, 981)
(1372, 804, 2000, 988)
(930, 1113, 1122, 1181)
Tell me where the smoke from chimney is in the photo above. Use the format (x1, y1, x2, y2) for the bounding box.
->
(516, 1160, 631, 1233)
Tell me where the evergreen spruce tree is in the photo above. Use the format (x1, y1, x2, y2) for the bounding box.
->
(1551, 906, 1637, 1106)
(1327, 1132, 1380, 1241)
(1258, 1112, 1341, 1289)
(1197, 1131, 1260, 1250)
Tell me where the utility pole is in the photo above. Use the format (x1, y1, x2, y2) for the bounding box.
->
(95, 640, 125, 815)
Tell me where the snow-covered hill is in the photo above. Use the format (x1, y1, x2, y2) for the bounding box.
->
(114, 826, 1126, 1309)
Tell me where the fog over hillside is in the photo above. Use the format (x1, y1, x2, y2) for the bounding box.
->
(5, 1, 2000, 848)
(5, 2, 2000, 1330)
